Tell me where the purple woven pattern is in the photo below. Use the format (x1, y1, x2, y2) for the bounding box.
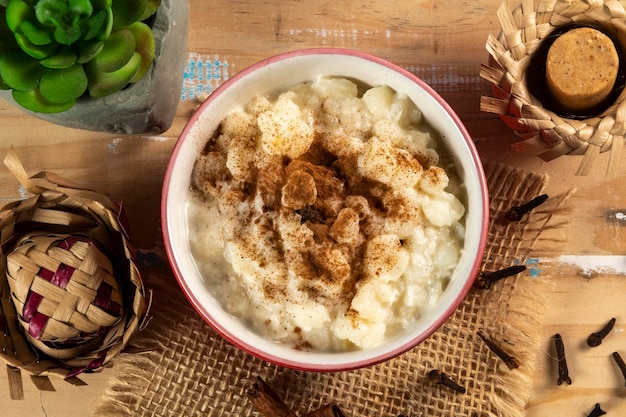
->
(6, 233, 123, 344)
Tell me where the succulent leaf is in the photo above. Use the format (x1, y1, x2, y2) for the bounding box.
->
(111, 0, 147, 27)
(53, 21, 82, 45)
(0, 48, 44, 90)
(86, 51, 140, 98)
(82, 9, 106, 40)
(40, 47, 78, 68)
(14, 31, 58, 58)
(97, 5, 113, 40)
(69, 0, 93, 18)
(1, 0, 161, 113)
(76, 38, 104, 63)
(6, 0, 33, 32)
(93, 28, 135, 72)
(34, 0, 67, 27)
(39, 63, 88, 103)
(33, 0, 112, 45)
(13, 87, 75, 113)
(121, 21, 154, 83)
(17, 20, 53, 45)
(138, 0, 160, 22)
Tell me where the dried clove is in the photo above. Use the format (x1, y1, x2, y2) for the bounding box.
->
(586, 403, 606, 417)
(553, 333, 572, 385)
(477, 331, 520, 370)
(587, 317, 616, 347)
(428, 369, 466, 394)
(612, 351, 626, 387)
(506, 194, 548, 221)
(474, 265, 527, 289)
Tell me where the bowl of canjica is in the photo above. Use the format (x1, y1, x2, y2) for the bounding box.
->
(162, 48, 489, 371)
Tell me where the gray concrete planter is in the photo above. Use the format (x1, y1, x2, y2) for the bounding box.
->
(0, 0, 189, 135)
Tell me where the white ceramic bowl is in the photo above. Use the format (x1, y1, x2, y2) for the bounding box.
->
(162, 48, 489, 371)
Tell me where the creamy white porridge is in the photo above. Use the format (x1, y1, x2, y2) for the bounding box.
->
(187, 77, 466, 352)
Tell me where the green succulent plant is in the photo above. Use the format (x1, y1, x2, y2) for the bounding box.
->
(0, 0, 161, 113)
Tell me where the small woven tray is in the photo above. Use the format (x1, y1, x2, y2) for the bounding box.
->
(480, 0, 626, 176)
(0, 148, 150, 384)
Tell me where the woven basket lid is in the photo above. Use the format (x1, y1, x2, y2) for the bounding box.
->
(480, 0, 626, 176)
(6, 232, 124, 359)
(0, 147, 150, 378)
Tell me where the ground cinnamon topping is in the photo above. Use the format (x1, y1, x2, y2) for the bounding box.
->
(188, 78, 465, 350)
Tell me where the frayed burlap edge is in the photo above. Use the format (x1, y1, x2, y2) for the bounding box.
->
(93, 160, 571, 417)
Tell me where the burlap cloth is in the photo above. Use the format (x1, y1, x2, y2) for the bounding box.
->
(94, 159, 570, 417)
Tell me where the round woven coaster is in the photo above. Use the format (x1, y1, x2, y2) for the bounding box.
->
(481, 0, 626, 176)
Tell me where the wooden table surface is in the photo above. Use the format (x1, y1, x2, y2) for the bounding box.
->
(1, 0, 625, 415)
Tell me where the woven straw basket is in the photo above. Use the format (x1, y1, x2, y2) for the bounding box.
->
(481, 0, 626, 176)
(0, 148, 149, 381)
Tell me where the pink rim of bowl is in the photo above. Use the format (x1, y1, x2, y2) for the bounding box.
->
(161, 48, 489, 372)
